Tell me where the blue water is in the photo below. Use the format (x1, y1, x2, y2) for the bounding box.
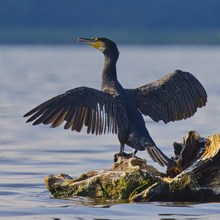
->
(1, 45, 220, 219)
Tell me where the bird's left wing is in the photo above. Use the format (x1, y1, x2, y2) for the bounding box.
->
(126, 70, 207, 123)
(24, 86, 128, 135)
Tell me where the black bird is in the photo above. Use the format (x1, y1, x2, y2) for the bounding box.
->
(24, 37, 207, 166)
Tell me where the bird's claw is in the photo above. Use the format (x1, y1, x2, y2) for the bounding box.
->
(114, 152, 136, 162)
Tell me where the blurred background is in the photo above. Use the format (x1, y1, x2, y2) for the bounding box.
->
(1, 0, 220, 219)
(0, 0, 220, 45)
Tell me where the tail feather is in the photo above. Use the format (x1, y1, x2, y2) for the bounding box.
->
(145, 143, 173, 167)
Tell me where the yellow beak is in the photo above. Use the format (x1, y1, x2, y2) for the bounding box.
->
(78, 38, 101, 49)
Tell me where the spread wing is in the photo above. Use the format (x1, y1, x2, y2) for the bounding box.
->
(24, 86, 129, 135)
(126, 70, 207, 123)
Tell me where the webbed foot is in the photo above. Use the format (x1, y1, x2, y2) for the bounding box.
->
(114, 150, 138, 162)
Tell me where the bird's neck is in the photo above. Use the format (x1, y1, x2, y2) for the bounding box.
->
(102, 50, 119, 89)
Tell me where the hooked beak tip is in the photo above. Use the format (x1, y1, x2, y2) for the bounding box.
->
(77, 38, 92, 43)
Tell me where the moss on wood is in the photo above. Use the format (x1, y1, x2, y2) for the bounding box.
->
(44, 131, 220, 202)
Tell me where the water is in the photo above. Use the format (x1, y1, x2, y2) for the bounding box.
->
(1, 45, 220, 219)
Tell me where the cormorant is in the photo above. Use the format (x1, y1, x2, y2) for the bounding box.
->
(24, 37, 207, 167)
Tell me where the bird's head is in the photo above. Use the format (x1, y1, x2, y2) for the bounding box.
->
(78, 37, 118, 55)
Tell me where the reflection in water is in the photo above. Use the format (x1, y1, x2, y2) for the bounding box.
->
(0, 45, 220, 219)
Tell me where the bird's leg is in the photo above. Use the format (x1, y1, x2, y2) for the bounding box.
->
(120, 144, 125, 154)
(114, 144, 126, 162)
(114, 145, 137, 162)
(132, 149, 138, 157)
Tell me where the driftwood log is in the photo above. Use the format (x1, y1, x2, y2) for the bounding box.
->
(44, 131, 220, 202)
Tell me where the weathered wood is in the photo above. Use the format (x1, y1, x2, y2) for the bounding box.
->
(44, 131, 220, 202)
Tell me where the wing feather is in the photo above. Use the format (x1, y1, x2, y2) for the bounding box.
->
(126, 70, 207, 123)
(24, 86, 129, 135)
(51, 108, 69, 128)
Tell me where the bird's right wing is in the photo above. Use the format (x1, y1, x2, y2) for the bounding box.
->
(24, 86, 129, 135)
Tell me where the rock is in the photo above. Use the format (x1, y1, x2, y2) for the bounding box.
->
(44, 131, 220, 202)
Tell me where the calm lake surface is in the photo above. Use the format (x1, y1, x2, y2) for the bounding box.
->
(1, 45, 220, 219)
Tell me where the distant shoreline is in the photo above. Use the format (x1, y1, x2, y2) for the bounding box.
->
(0, 28, 220, 45)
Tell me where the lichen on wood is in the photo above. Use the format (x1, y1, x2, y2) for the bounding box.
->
(44, 156, 160, 200)
(44, 131, 220, 202)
